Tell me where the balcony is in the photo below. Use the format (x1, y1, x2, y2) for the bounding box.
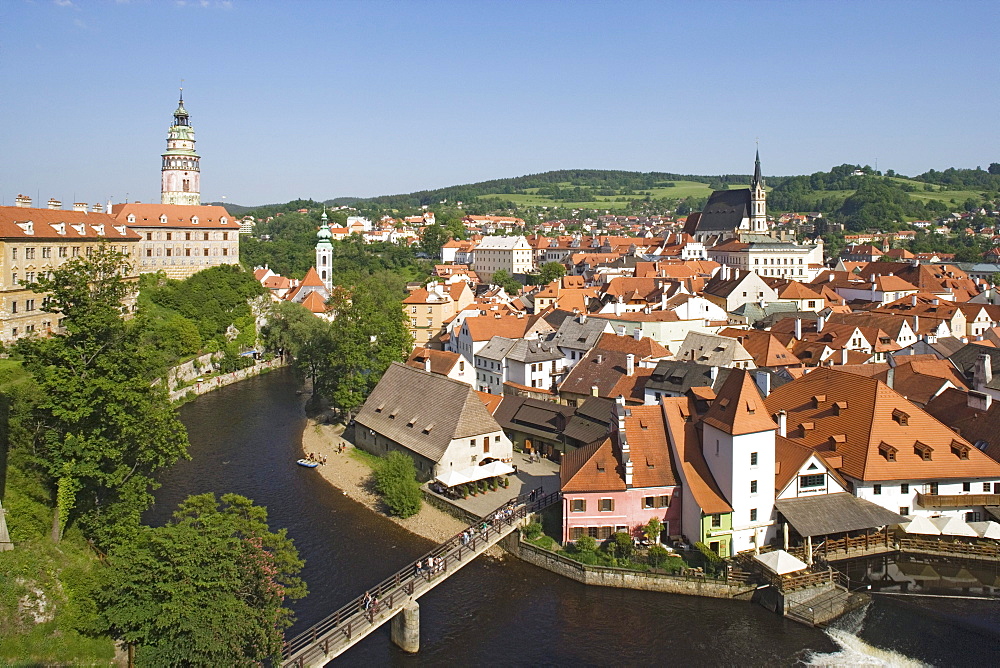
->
(916, 492, 1000, 508)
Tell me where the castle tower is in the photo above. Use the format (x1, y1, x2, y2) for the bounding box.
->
(316, 209, 334, 293)
(161, 90, 201, 205)
(750, 149, 767, 233)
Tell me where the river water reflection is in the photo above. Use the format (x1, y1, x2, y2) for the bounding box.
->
(146, 369, 1000, 666)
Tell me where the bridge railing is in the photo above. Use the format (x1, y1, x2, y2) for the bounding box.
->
(282, 490, 560, 663)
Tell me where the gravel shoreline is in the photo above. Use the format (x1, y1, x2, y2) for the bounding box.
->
(299, 419, 471, 544)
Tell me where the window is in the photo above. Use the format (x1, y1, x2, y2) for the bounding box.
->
(799, 474, 825, 489)
(25, 247, 35, 259)
(146, 249, 153, 257)
(223, 248, 228, 256)
(166, 249, 172, 257)
(750, 451, 758, 466)
(10, 301, 17, 314)
(25, 299, 35, 312)
(11, 273, 16, 285)
(59, 247, 68, 257)
(643, 496, 655, 509)
(930, 482, 939, 495)
(963, 482, 971, 492)
(598, 526, 613, 540)
(750, 480, 757, 494)
(166, 233, 172, 241)
(570, 499, 586, 512)
(204, 248, 210, 256)
(11, 327, 17, 338)
(711, 514, 721, 528)
(469, 439, 476, 448)
(569, 526, 584, 540)
(901, 483, 909, 494)
(185, 248, 191, 256)
(411, 306, 418, 313)
(598, 498, 614, 512)
(185, 232, 191, 240)
(985, 483, 992, 493)
(873, 484, 882, 495)
(72, 247, 80, 257)
(900, 507, 909, 516)
(750, 509, 757, 522)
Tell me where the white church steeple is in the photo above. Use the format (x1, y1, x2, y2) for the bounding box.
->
(316, 208, 333, 293)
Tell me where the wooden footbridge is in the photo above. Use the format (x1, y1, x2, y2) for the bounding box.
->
(281, 491, 560, 667)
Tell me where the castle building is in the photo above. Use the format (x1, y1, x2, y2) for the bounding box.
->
(161, 90, 201, 206)
(0, 198, 141, 343)
(112, 92, 240, 279)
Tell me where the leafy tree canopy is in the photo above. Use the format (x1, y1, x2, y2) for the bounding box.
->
(87, 493, 306, 666)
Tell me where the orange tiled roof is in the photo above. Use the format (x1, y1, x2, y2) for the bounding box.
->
(112, 202, 235, 228)
(700, 369, 778, 436)
(764, 367, 1000, 482)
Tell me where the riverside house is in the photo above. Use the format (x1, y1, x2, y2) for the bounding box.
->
(560, 401, 681, 544)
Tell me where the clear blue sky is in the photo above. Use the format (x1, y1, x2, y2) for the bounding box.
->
(1, 0, 997, 207)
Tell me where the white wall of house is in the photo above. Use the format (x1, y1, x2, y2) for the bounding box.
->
(852, 478, 1000, 520)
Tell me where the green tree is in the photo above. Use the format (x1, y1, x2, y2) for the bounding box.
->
(537, 261, 567, 285)
(489, 269, 523, 295)
(88, 493, 306, 665)
(373, 451, 422, 518)
(320, 277, 411, 417)
(647, 544, 670, 567)
(644, 517, 663, 544)
(606, 531, 634, 560)
(14, 245, 189, 548)
(262, 300, 334, 390)
(420, 223, 449, 258)
(575, 535, 597, 552)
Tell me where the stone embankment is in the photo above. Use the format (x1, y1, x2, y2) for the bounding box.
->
(168, 358, 286, 402)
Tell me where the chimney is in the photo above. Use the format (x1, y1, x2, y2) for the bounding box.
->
(579, 313, 587, 324)
(423, 355, 432, 373)
(591, 385, 599, 397)
(974, 353, 993, 392)
(73, 202, 87, 213)
(709, 365, 719, 384)
(886, 365, 894, 389)
(841, 347, 848, 365)
(618, 325, 626, 337)
(596, 353, 604, 365)
(776, 409, 787, 437)
(626, 353, 635, 376)
(794, 318, 802, 340)
(910, 294, 917, 307)
(14, 194, 31, 208)
(968, 390, 993, 411)
(633, 327, 641, 341)
(47, 198, 62, 210)
(817, 314, 826, 333)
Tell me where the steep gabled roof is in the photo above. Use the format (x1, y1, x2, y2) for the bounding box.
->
(700, 369, 778, 436)
(560, 438, 626, 493)
(300, 267, 325, 287)
(661, 397, 732, 514)
(356, 363, 501, 463)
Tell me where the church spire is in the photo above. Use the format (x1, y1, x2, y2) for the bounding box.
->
(752, 148, 762, 189)
(749, 147, 767, 233)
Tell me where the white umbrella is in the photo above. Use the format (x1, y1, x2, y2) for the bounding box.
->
(898, 515, 942, 536)
(967, 521, 1000, 540)
(930, 515, 978, 537)
(754, 549, 808, 575)
(435, 470, 470, 488)
(478, 461, 515, 478)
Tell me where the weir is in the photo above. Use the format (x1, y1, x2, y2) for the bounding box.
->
(281, 491, 559, 667)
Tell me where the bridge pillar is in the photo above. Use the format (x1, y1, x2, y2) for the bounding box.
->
(390, 601, 420, 653)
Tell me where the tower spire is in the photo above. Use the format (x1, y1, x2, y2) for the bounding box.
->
(161, 90, 200, 205)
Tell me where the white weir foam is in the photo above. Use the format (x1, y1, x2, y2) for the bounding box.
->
(804, 604, 927, 668)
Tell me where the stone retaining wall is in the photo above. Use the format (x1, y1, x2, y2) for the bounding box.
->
(507, 537, 751, 600)
(169, 358, 286, 402)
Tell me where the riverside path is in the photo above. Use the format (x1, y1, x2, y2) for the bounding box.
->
(281, 491, 560, 667)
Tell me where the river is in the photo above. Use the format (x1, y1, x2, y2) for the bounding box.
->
(146, 368, 1000, 666)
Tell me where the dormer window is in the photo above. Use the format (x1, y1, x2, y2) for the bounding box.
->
(892, 408, 909, 426)
(879, 442, 897, 461)
(127, 214, 136, 224)
(914, 441, 933, 461)
(833, 401, 848, 415)
(812, 394, 826, 408)
(220, 217, 228, 225)
(951, 440, 971, 460)
(191, 216, 199, 225)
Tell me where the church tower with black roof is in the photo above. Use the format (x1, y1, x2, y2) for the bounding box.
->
(749, 149, 767, 233)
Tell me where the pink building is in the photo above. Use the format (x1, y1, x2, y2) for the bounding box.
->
(560, 402, 681, 543)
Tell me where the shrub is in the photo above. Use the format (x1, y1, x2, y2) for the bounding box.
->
(606, 532, 634, 560)
(644, 517, 663, 544)
(522, 523, 543, 540)
(574, 535, 597, 553)
(647, 544, 670, 567)
(373, 452, 422, 518)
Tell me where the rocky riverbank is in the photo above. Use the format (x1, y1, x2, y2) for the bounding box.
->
(299, 419, 470, 544)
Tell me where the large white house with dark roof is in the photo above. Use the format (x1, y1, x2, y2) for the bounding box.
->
(354, 362, 513, 481)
